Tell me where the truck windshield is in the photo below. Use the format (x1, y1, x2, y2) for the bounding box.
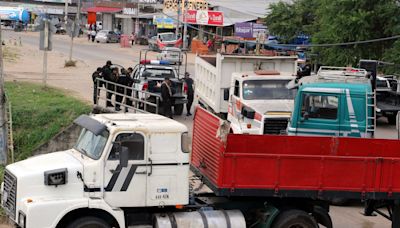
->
(242, 80, 296, 100)
(74, 128, 109, 160)
(159, 33, 176, 41)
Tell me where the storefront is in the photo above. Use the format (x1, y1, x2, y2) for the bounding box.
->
(85, 6, 122, 31)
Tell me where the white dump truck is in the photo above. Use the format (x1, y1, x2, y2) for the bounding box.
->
(195, 54, 298, 134)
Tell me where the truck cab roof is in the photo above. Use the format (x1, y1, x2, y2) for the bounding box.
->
(91, 113, 187, 133)
(300, 82, 372, 94)
(232, 71, 295, 81)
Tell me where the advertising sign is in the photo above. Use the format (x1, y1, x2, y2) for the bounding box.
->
(234, 23, 253, 38)
(235, 22, 267, 38)
(185, 10, 223, 26)
(164, 0, 208, 12)
(0, 7, 29, 22)
(153, 15, 176, 29)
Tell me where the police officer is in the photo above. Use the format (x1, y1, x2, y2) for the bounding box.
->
(92, 67, 103, 105)
(102, 60, 114, 107)
(125, 67, 134, 111)
(161, 77, 173, 119)
(184, 72, 194, 116)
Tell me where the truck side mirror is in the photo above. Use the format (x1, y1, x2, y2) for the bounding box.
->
(241, 106, 255, 119)
(119, 146, 129, 168)
(223, 88, 230, 101)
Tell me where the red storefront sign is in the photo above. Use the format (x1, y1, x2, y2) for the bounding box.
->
(185, 10, 223, 26)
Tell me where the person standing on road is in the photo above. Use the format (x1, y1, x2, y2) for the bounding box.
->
(161, 77, 173, 119)
(92, 67, 103, 105)
(184, 72, 194, 116)
(124, 67, 134, 111)
(90, 30, 97, 42)
(87, 29, 91, 41)
(130, 32, 136, 46)
(102, 60, 114, 107)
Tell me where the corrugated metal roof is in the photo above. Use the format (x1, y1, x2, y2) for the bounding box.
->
(208, 0, 292, 18)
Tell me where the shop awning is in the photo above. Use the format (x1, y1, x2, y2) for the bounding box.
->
(85, 7, 122, 13)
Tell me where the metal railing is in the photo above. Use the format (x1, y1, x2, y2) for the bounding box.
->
(95, 78, 161, 114)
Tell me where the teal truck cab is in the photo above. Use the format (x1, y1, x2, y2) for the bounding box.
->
(288, 66, 375, 138)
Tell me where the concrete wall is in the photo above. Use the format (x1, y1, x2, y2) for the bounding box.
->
(33, 124, 81, 155)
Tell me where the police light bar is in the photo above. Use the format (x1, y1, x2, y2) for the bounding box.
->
(140, 60, 170, 65)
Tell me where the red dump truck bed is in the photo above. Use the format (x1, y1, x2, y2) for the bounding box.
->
(191, 107, 400, 200)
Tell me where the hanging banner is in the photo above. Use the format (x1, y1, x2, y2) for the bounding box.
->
(185, 10, 223, 26)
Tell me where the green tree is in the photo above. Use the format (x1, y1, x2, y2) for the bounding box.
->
(313, 0, 400, 66)
(382, 40, 400, 74)
(265, 0, 319, 42)
(265, 0, 400, 69)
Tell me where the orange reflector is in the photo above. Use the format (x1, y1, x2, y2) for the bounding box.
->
(247, 124, 252, 129)
(27, 199, 33, 203)
(175, 205, 184, 209)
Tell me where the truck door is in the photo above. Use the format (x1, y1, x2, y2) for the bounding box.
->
(145, 132, 190, 207)
(103, 132, 147, 207)
(296, 93, 340, 136)
(228, 80, 242, 132)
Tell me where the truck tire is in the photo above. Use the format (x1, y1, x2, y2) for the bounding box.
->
(66, 216, 110, 228)
(174, 104, 184, 115)
(388, 115, 396, 125)
(272, 209, 318, 228)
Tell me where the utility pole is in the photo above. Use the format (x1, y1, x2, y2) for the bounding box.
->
(135, 0, 139, 37)
(68, 0, 81, 62)
(176, 0, 181, 37)
(182, 0, 188, 50)
(43, 19, 48, 86)
(0, 19, 8, 164)
(64, 0, 69, 24)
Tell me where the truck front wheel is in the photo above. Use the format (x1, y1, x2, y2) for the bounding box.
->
(272, 209, 318, 228)
(66, 216, 111, 228)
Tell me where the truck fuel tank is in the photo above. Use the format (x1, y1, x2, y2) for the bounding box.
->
(154, 210, 245, 228)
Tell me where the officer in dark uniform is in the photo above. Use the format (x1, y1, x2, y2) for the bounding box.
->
(102, 60, 114, 107)
(92, 67, 103, 105)
(124, 67, 134, 111)
(184, 72, 194, 116)
(161, 77, 173, 118)
(116, 68, 132, 112)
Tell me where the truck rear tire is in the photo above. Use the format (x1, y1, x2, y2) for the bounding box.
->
(272, 209, 318, 228)
(174, 104, 184, 115)
(66, 216, 111, 228)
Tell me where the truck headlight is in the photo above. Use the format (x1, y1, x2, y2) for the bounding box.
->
(44, 168, 68, 186)
(18, 211, 26, 228)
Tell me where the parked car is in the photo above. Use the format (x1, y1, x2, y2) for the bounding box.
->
(157, 47, 183, 65)
(95, 30, 120, 43)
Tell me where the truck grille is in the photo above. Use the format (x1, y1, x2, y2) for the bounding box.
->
(263, 118, 289, 135)
(2, 170, 17, 220)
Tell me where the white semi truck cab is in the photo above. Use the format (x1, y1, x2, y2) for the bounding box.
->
(195, 54, 297, 135)
(1, 113, 191, 228)
(227, 70, 296, 134)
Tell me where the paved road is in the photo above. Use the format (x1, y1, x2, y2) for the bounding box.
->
(2, 30, 396, 227)
(3, 30, 195, 76)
